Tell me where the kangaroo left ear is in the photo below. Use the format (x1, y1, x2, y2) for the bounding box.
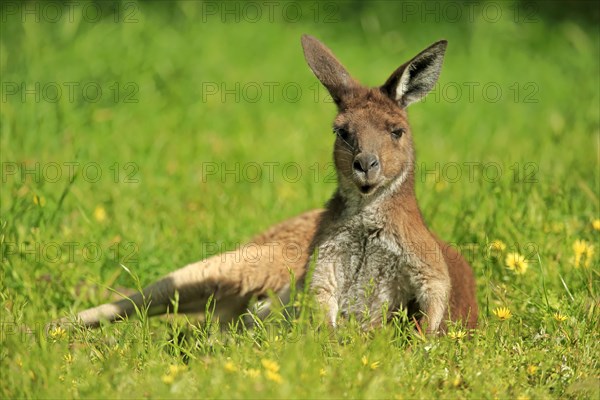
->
(381, 40, 447, 108)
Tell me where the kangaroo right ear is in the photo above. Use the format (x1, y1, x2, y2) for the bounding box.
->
(301, 34, 358, 106)
(381, 40, 447, 108)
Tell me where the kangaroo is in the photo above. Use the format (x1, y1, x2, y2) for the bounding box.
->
(301, 35, 476, 333)
(55, 35, 477, 333)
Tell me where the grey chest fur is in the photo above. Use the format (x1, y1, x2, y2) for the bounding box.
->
(312, 211, 419, 324)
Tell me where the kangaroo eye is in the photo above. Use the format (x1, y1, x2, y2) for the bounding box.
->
(391, 128, 405, 139)
(334, 128, 351, 142)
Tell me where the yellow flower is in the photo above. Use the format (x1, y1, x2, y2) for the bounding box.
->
(265, 370, 283, 384)
(553, 312, 567, 322)
(592, 219, 600, 231)
(223, 361, 237, 373)
(572, 240, 594, 268)
(48, 326, 66, 340)
(360, 355, 379, 369)
(93, 205, 107, 222)
(319, 368, 327, 377)
(448, 329, 467, 340)
(516, 395, 530, 400)
(526, 365, 538, 375)
(573, 239, 587, 257)
(63, 353, 73, 364)
(489, 240, 507, 252)
(162, 364, 187, 384)
(584, 248, 594, 268)
(168, 364, 187, 375)
(261, 359, 280, 373)
(505, 252, 528, 274)
(452, 374, 462, 387)
(244, 368, 260, 378)
(493, 307, 512, 321)
(33, 194, 46, 207)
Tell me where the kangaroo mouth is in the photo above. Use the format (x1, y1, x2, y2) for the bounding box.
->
(351, 174, 383, 196)
(358, 180, 384, 195)
(360, 185, 375, 194)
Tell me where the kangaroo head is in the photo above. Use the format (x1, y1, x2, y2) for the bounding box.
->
(301, 35, 446, 201)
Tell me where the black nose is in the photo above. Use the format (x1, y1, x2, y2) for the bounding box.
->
(353, 153, 380, 174)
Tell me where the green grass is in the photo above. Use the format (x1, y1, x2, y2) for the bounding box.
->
(1, 1, 599, 398)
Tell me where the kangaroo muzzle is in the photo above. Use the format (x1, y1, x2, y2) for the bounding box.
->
(353, 152, 381, 193)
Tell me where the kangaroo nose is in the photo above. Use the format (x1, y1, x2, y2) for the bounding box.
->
(353, 153, 380, 174)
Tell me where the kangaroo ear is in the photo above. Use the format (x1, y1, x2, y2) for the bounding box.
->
(381, 40, 447, 108)
(301, 34, 358, 106)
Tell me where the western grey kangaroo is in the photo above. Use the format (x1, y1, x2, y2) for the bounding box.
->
(55, 35, 477, 334)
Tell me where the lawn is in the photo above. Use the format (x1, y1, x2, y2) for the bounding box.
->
(1, 1, 599, 398)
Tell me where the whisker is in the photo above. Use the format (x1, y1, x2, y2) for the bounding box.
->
(334, 132, 355, 150)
